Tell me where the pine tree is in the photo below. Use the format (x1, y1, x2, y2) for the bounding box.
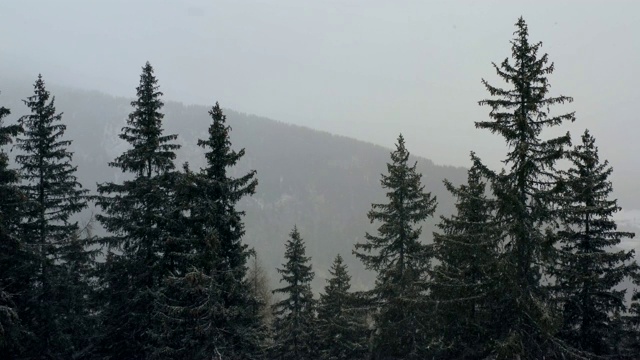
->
(553, 130, 637, 356)
(15, 75, 90, 358)
(0, 98, 28, 356)
(194, 102, 264, 358)
(431, 155, 499, 358)
(95, 62, 180, 358)
(317, 254, 368, 360)
(475, 17, 576, 358)
(272, 226, 317, 360)
(353, 134, 437, 359)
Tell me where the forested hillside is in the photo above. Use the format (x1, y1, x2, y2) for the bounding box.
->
(0, 77, 466, 289)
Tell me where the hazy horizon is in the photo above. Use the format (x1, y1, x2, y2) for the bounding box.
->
(1, 0, 638, 208)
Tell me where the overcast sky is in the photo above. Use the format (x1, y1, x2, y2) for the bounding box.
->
(1, 0, 638, 205)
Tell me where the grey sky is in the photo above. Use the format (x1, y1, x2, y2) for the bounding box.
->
(1, 0, 638, 205)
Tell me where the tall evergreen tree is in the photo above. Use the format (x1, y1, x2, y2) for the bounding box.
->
(0, 98, 28, 356)
(431, 155, 499, 359)
(272, 226, 317, 360)
(553, 130, 637, 356)
(317, 254, 368, 360)
(155, 103, 265, 359)
(353, 134, 437, 359)
(194, 102, 264, 358)
(15, 75, 90, 358)
(95, 62, 180, 358)
(475, 17, 576, 358)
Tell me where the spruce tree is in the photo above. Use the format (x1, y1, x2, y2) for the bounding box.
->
(0, 98, 27, 356)
(475, 17, 576, 358)
(431, 155, 499, 358)
(553, 130, 637, 356)
(317, 254, 368, 360)
(194, 102, 264, 358)
(15, 75, 90, 358)
(353, 134, 437, 359)
(96, 62, 180, 358)
(272, 226, 317, 360)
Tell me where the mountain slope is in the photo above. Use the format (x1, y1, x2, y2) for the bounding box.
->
(0, 79, 486, 289)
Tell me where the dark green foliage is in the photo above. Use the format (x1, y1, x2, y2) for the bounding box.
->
(0, 290, 20, 356)
(95, 62, 180, 358)
(153, 160, 256, 360)
(317, 254, 368, 360)
(431, 155, 499, 358)
(194, 102, 264, 358)
(475, 17, 576, 358)
(624, 289, 640, 355)
(272, 226, 317, 360)
(155, 103, 265, 359)
(56, 226, 99, 359)
(157, 266, 224, 359)
(0, 98, 28, 356)
(109, 64, 179, 178)
(553, 130, 637, 356)
(354, 134, 437, 359)
(151, 165, 222, 359)
(14, 76, 90, 358)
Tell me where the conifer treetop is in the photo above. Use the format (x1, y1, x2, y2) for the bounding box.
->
(274, 225, 314, 294)
(198, 102, 257, 193)
(321, 254, 351, 300)
(16, 74, 88, 230)
(271, 226, 317, 359)
(477, 17, 575, 176)
(355, 133, 437, 274)
(111, 62, 179, 177)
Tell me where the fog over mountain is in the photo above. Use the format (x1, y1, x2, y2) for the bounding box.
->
(1, 1, 638, 191)
(1, 1, 639, 285)
(0, 79, 468, 289)
(1, 77, 639, 293)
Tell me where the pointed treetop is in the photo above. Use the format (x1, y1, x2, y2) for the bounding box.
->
(515, 16, 528, 37)
(397, 133, 405, 145)
(333, 253, 344, 266)
(325, 254, 351, 291)
(136, 61, 162, 98)
(109, 62, 179, 176)
(27, 74, 57, 113)
(580, 128, 595, 147)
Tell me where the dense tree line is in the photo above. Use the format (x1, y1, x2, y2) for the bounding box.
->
(1, 17, 639, 359)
